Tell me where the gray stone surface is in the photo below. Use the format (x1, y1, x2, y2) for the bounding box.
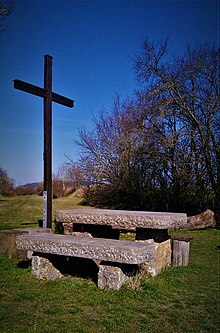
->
(138, 239, 171, 277)
(71, 231, 93, 238)
(180, 209, 216, 230)
(16, 233, 155, 264)
(55, 209, 187, 229)
(98, 265, 129, 290)
(32, 255, 63, 280)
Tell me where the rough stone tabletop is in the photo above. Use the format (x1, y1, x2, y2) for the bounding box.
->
(55, 209, 187, 229)
(16, 233, 155, 264)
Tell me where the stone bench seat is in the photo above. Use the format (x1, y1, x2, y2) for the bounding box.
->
(16, 233, 155, 289)
(16, 233, 155, 264)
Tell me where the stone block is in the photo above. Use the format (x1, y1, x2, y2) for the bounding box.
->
(139, 239, 171, 277)
(181, 209, 215, 230)
(98, 264, 129, 290)
(0, 228, 52, 259)
(135, 228, 171, 276)
(32, 255, 63, 280)
(71, 231, 93, 238)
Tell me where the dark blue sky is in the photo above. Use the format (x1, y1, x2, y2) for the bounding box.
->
(1, 0, 219, 186)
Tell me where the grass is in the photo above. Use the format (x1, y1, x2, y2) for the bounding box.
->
(0, 194, 7, 201)
(0, 195, 219, 332)
(0, 194, 88, 230)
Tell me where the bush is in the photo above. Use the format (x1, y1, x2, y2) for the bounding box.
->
(14, 186, 37, 196)
(82, 183, 215, 216)
(0, 167, 14, 196)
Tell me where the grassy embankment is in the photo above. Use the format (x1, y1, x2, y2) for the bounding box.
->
(0, 195, 219, 332)
(0, 194, 87, 230)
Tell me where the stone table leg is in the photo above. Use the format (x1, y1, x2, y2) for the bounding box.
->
(32, 255, 63, 280)
(98, 264, 129, 290)
(136, 228, 171, 277)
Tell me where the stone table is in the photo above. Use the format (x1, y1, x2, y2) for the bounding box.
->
(55, 209, 187, 276)
(56, 208, 186, 229)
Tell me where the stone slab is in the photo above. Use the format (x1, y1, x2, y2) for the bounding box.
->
(55, 209, 187, 229)
(16, 233, 155, 264)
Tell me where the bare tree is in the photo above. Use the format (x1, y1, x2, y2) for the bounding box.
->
(52, 163, 85, 198)
(74, 40, 219, 219)
(0, 167, 14, 196)
(134, 40, 220, 225)
(76, 95, 169, 209)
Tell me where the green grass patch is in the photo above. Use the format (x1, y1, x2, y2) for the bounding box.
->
(0, 195, 219, 332)
(0, 194, 7, 201)
(0, 194, 88, 230)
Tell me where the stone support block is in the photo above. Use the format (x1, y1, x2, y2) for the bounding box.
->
(136, 229, 171, 277)
(0, 228, 52, 259)
(32, 255, 63, 280)
(139, 239, 171, 277)
(71, 231, 93, 238)
(31, 255, 131, 289)
(98, 264, 129, 290)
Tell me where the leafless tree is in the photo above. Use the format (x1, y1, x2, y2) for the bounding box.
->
(134, 40, 220, 225)
(74, 41, 219, 220)
(0, 167, 14, 196)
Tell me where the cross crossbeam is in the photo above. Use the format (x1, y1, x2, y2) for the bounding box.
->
(14, 55, 74, 228)
(14, 79, 74, 107)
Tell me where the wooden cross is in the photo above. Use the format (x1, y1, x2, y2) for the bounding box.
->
(14, 55, 74, 228)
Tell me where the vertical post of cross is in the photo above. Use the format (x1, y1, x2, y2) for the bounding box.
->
(44, 55, 53, 228)
(13, 55, 74, 229)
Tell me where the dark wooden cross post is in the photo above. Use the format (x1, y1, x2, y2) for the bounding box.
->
(14, 55, 74, 228)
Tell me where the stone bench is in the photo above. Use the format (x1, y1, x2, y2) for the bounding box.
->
(16, 233, 155, 290)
